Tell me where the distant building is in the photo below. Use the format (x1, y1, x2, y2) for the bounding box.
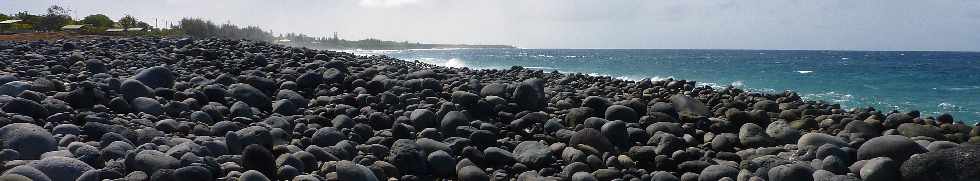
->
(104, 27, 146, 35)
(61, 24, 87, 33)
(0, 20, 23, 34)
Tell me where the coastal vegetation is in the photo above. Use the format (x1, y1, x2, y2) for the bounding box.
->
(0, 5, 513, 50)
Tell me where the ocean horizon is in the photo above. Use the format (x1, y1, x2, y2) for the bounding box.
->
(346, 48, 980, 123)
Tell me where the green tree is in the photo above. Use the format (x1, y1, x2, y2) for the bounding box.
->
(39, 5, 73, 31)
(80, 14, 113, 27)
(0, 14, 9, 21)
(119, 14, 137, 28)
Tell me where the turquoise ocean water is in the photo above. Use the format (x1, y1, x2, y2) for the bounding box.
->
(354, 49, 980, 123)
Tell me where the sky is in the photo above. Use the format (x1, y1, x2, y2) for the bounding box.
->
(2, 0, 980, 51)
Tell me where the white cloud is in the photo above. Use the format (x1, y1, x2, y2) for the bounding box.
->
(358, 0, 421, 7)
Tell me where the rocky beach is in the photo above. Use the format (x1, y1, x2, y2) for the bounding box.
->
(0, 37, 978, 181)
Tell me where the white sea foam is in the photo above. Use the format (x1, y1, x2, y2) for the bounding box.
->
(730, 80, 745, 88)
(802, 91, 854, 104)
(944, 86, 980, 91)
(938, 102, 962, 111)
(796, 70, 814, 74)
(339, 49, 403, 56)
(413, 57, 469, 68)
(524, 66, 558, 70)
(443, 58, 466, 68)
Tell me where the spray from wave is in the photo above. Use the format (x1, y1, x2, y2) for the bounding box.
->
(413, 57, 468, 68)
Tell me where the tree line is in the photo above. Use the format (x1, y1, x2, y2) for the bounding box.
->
(2, 5, 512, 50)
(0, 6, 152, 32)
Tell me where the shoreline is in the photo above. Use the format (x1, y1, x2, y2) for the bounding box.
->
(0, 36, 977, 181)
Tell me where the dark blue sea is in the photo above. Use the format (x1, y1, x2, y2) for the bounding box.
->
(353, 49, 980, 123)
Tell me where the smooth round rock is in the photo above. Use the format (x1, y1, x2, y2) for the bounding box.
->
(859, 157, 899, 181)
(312, 127, 344, 147)
(699, 165, 738, 181)
(738, 123, 771, 148)
(242, 145, 277, 180)
(132, 66, 175, 89)
(513, 141, 555, 168)
(797, 133, 847, 150)
(569, 128, 614, 153)
(0, 123, 56, 160)
(238, 170, 271, 181)
(901, 145, 980, 181)
(119, 79, 154, 101)
(29, 156, 94, 181)
(335, 161, 379, 181)
(427, 150, 457, 177)
(857, 135, 927, 163)
(2, 165, 52, 181)
(131, 97, 163, 115)
(457, 165, 489, 181)
(129, 150, 179, 174)
(767, 164, 814, 181)
(605, 105, 639, 123)
(387, 139, 428, 175)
